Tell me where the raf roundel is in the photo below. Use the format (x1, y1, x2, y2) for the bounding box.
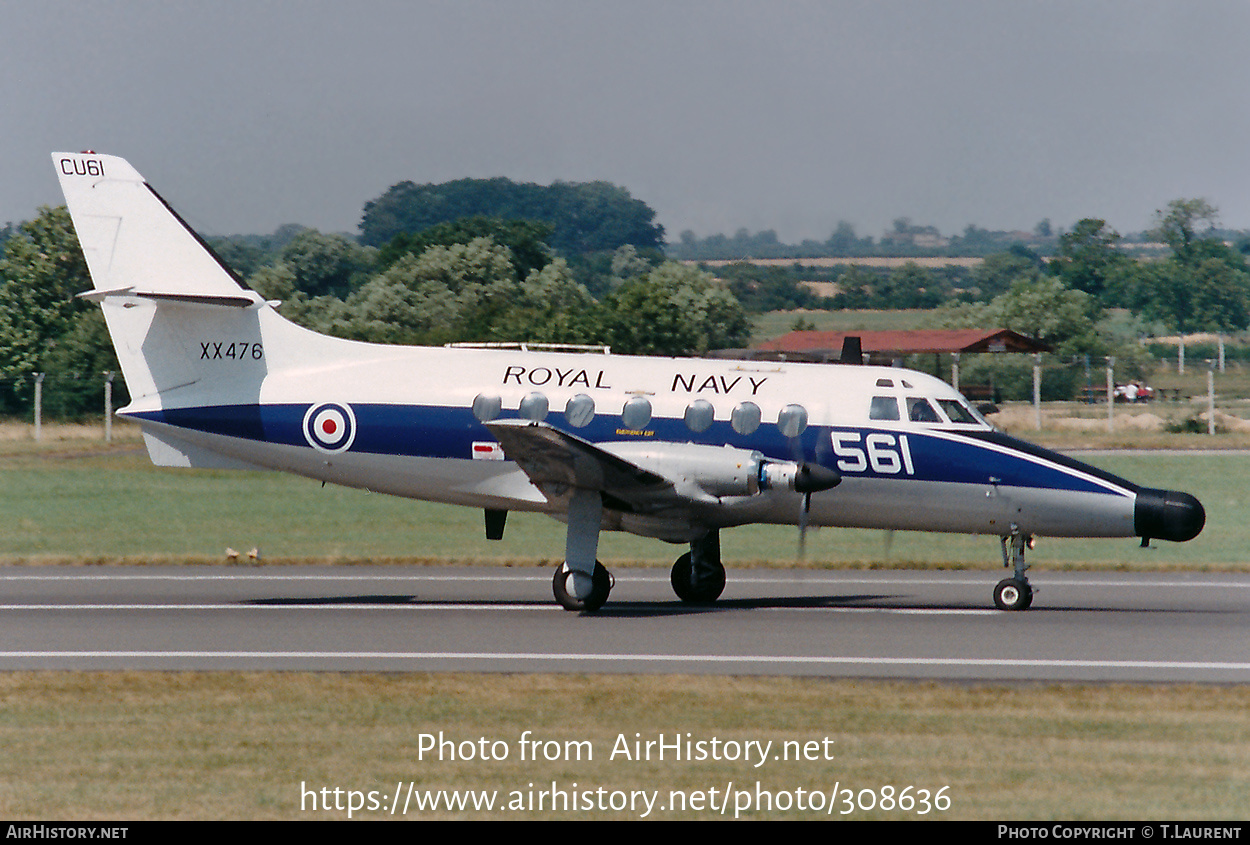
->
(303, 402, 357, 454)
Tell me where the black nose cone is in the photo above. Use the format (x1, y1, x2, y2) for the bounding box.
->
(1135, 488, 1205, 543)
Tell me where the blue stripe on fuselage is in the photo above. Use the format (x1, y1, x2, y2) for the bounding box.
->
(129, 403, 1127, 497)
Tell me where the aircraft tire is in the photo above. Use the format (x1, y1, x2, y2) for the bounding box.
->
(993, 577, 1033, 611)
(553, 561, 612, 611)
(671, 552, 726, 604)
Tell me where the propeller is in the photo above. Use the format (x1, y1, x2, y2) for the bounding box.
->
(775, 403, 841, 558)
(794, 462, 841, 558)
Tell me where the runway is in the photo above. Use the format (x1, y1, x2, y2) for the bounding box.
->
(1, 565, 1247, 682)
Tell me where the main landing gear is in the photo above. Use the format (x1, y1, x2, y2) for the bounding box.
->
(552, 488, 614, 612)
(552, 561, 613, 612)
(671, 529, 726, 604)
(994, 526, 1034, 611)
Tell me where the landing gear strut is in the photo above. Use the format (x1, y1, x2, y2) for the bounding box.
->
(553, 488, 613, 611)
(671, 529, 726, 604)
(994, 525, 1034, 611)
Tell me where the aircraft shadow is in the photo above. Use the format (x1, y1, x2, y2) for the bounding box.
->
(592, 594, 906, 617)
(240, 594, 1206, 615)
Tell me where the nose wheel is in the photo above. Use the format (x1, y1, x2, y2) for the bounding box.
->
(993, 577, 1033, 611)
(995, 526, 1034, 611)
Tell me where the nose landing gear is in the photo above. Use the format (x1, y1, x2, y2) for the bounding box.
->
(995, 526, 1034, 611)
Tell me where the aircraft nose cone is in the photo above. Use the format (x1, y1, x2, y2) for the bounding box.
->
(1134, 488, 1205, 542)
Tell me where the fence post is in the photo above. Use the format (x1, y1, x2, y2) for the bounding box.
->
(1208, 361, 1216, 436)
(34, 373, 44, 442)
(104, 372, 115, 443)
(1105, 357, 1115, 433)
(1032, 353, 1041, 430)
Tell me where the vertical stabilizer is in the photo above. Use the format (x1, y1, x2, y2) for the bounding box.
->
(52, 152, 244, 297)
(52, 152, 271, 406)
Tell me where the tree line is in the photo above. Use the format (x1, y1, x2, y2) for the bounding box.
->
(2, 170, 1247, 416)
(0, 174, 744, 417)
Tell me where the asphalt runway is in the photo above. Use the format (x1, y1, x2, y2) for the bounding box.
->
(1, 565, 1247, 682)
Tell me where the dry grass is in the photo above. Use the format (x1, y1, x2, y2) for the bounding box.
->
(0, 673, 1245, 820)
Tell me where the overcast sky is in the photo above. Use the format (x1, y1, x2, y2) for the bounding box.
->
(5, 0, 1250, 244)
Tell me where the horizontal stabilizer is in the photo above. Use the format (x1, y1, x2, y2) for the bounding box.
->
(78, 288, 265, 308)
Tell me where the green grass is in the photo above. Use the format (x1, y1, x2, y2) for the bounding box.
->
(0, 673, 1246, 820)
(2, 442, 1246, 571)
(2, 432, 1246, 821)
(751, 308, 938, 342)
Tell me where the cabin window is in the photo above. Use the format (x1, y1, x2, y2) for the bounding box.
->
(869, 396, 899, 421)
(518, 392, 549, 422)
(472, 393, 501, 423)
(564, 394, 595, 428)
(621, 396, 652, 430)
(776, 404, 808, 438)
(684, 399, 715, 433)
(906, 397, 940, 423)
(731, 401, 762, 435)
(875, 378, 893, 388)
(938, 398, 980, 425)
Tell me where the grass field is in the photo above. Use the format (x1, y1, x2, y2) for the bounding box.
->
(2, 427, 1247, 570)
(752, 308, 937, 341)
(1, 424, 1247, 821)
(1, 673, 1246, 820)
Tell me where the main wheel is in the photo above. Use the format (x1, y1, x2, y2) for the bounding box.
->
(671, 552, 726, 604)
(553, 561, 612, 611)
(993, 577, 1033, 611)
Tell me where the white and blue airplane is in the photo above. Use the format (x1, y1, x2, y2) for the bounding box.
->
(52, 151, 1205, 612)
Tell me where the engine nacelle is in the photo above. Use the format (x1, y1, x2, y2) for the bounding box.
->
(602, 442, 841, 503)
(604, 442, 765, 500)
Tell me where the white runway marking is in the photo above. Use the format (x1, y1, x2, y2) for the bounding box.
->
(1, 650, 1248, 674)
(0, 602, 998, 615)
(2, 572, 1248, 589)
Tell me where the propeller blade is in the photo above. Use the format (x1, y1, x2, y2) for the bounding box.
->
(797, 491, 812, 559)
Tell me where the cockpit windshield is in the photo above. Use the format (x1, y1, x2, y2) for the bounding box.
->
(937, 397, 987, 426)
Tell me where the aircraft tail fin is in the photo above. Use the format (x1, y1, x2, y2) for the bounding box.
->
(52, 152, 250, 299)
(52, 152, 274, 408)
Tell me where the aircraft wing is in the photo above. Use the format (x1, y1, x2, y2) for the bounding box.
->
(485, 420, 681, 513)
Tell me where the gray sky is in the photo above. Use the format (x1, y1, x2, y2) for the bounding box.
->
(5, 0, 1250, 243)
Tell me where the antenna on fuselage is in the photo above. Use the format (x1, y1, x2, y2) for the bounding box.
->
(839, 336, 863, 365)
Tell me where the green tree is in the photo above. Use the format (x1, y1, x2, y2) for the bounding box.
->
(510, 258, 602, 344)
(1129, 199, 1250, 335)
(719, 262, 822, 312)
(990, 275, 1101, 356)
(0, 207, 105, 413)
(277, 229, 375, 297)
(877, 262, 943, 309)
(604, 263, 749, 356)
(359, 177, 664, 255)
(39, 309, 128, 416)
(967, 251, 1040, 301)
(1052, 218, 1131, 301)
(377, 216, 554, 281)
(832, 265, 874, 309)
(1149, 198, 1219, 261)
(1132, 258, 1250, 336)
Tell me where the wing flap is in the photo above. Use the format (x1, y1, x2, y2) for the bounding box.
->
(485, 420, 677, 511)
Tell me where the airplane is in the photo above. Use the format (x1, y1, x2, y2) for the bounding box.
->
(51, 151, 1206, 612)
